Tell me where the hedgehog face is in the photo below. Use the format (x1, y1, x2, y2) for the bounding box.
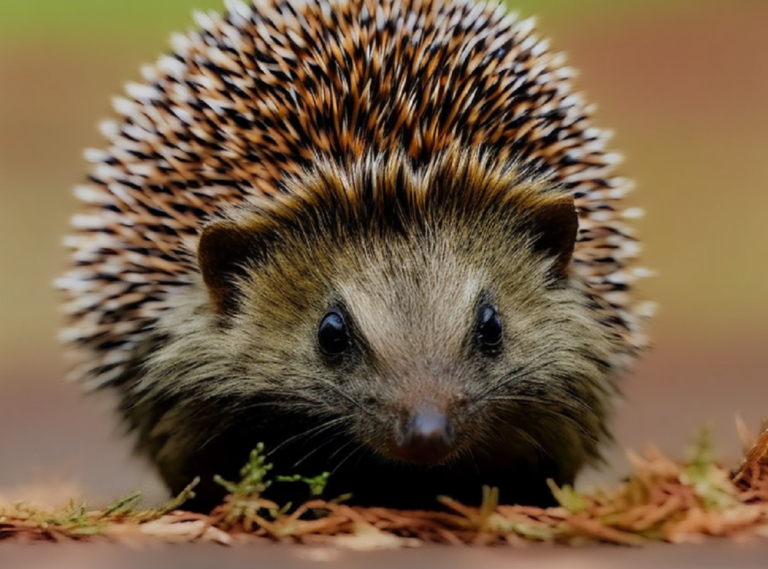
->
(191, 151, 617, 475)
(316, 238, 603, 468)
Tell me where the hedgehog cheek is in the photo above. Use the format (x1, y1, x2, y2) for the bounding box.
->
(197, 219, 263, 315)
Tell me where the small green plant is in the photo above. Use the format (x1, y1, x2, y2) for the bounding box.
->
(215, 443, 332, 502)
(102, 491, 143, 517)
(44, 499, 102, 536)
(547, 481, 590, 514)
(212, 443, 334, 532)
(680, 425, 739, 510)
(275, 472, 331, 497)
(214, 443, 273, 499)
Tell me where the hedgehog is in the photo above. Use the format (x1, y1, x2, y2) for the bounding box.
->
(58, 0, 652, 511)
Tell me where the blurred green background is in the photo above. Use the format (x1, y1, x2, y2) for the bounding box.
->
(0, 0, 766, 503)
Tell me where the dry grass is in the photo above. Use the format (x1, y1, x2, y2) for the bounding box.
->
(2, 424, 768, 549)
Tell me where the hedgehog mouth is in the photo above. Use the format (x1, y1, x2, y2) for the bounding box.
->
(386, 446, 456, 466)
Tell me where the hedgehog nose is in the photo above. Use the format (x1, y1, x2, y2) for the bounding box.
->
(395, 407, 454, 464)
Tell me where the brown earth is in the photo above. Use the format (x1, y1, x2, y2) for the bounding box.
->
(1, 541, 766, 569)
(2, 541, 768, 569)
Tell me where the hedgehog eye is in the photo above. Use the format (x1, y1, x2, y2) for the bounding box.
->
(317, 310, 350, 359)
(476, 304, 503, 355)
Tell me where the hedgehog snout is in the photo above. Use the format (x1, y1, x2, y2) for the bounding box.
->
(389, 403, 456, 464)
(377, 382, 475, 465)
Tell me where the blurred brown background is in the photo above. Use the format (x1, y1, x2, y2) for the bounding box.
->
(0, 0, 766, 506)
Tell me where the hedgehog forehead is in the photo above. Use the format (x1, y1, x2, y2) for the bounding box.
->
(335, 238, 485, 362)
(245, 148, 554, 246)
(233, 149, 559, 341)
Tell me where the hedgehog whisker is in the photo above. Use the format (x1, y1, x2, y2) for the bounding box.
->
(471, 418, 550, 460)
(236, 372, 365, 413)
(487, 396, 600, 445)
(330, 442, 366, 476)
(471, 358, 558, 402)
(307, 377, 374, 417)
(465, 447, 481, 477)
(507, 379, 600, 417)
(290, 430, 352, 470)
(266, 415, 350, 458)
(486, 394, 590, 416)
(468, 342, 562, 400)
(505, 424, 550, 458)
(327, 437, 359, 464)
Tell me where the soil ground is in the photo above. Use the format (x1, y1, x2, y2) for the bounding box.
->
(2, 542, 768, 569)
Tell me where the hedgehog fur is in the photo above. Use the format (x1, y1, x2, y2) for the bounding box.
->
(58, 0, 652, 510)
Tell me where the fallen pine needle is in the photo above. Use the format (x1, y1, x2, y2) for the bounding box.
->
(3, 423, 768, 549)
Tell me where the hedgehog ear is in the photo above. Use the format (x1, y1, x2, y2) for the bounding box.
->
(526, 195, 579, 278)
(198, 220, 262, 315)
